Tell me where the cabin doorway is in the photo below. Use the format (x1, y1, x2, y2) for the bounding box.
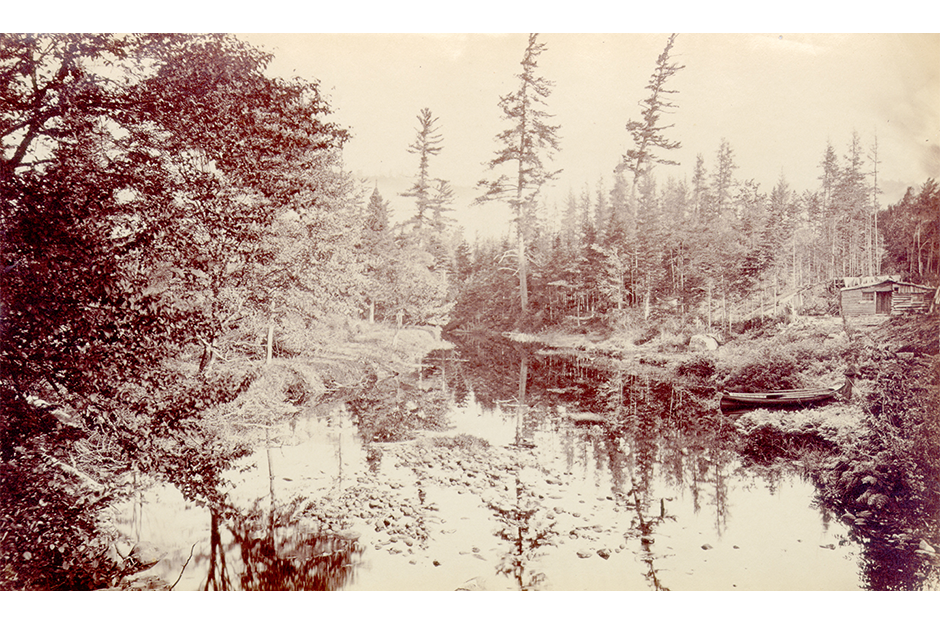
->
(876, 291, 892, 314)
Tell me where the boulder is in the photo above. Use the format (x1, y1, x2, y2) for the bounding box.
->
(689, 334, 719, 352)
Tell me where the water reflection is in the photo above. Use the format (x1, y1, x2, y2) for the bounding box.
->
(204, 505, 363, 591)
(114, 334, 937, 590)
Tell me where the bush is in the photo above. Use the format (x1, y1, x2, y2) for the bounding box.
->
(676, 355, 716, 379)
(718, 346, 806, 391)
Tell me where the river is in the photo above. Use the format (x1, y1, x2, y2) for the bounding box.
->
(112, 335, 932, 590)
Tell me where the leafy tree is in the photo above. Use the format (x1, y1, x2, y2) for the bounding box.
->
(476, 33, 561, 318)
(0, 33, 349, 589)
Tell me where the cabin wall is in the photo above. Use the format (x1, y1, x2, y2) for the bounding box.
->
(841, 289, 877, 317)
(891, 288, 934, 314)
(841, 281, 935, 317)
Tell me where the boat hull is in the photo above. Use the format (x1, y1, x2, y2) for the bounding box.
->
(719, 384, 845, 411)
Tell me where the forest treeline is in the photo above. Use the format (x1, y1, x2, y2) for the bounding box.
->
(454, 144, 940, 332)
(0, 33, 937, 588)
(450, 34, 939, 332)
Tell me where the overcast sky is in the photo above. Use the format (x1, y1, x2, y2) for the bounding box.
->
(238, 33, 938, 239)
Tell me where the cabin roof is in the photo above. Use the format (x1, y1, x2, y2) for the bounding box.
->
(840, 279, 934, 292)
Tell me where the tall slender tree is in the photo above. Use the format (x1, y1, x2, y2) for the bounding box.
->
(691, 153, 709, 218)
(712, 138, 738, 217)
(868, 135, 883, 274)
(476, 33, 561, 316)
(619, 33, 684, 198)
(402, 107, 444, 242)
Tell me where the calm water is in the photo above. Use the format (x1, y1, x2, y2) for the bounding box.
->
(112, 337, 932, 590)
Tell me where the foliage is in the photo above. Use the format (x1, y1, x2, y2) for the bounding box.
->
(878, 178, 939, 284)
(0, 33, 354, 589)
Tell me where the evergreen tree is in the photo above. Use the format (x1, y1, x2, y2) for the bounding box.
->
(429, 178, 456, 234)
(817, 140, 841, 280)
(361, 187, 396, 322)
(476, 33, 561, 317)
(712, 138, 738, 217)
(691, 153, 709, 218)
(594, 176, 609, 235)
(620, 33, 684, 191)
(365, 186, 390, 235)
(561, 188, 582, 250)
(832, 131, 870, 277)
(402, 108, 444, 241)
(879, 179, 939, 283)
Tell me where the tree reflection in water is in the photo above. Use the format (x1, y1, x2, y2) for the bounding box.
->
(487, 472, 557, 590)
(454, 336, 744, 590)
(487, 354, 557, 590)
(203, 505, 363, 590)
(134, 333, 935, 591)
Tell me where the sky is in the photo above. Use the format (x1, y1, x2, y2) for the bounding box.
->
(238, 33, 939, 240)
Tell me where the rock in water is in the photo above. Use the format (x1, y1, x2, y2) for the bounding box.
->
(577, 548, 594, 559)
(124, 542, 164, 574)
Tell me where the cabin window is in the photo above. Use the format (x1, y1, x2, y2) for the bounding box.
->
(862, 292, 874, 301)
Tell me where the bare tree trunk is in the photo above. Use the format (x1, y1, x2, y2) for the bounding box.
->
(706, 281, 713, 331)
(266, 324, 274, 365)
(518, 231, 528, 314)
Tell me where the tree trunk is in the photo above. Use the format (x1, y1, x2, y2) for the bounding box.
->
(518, 230, 528, 314)
(266, 324, 274, 365)
(706, 281, 713, 331)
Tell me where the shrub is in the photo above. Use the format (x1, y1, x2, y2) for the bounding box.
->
(718, 346, 806, 391)
(676, 355, 716, 379)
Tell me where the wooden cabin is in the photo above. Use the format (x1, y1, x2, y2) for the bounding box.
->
(841, 278, 935, 318)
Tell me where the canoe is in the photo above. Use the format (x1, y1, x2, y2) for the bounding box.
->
(719, 381, 848, 410)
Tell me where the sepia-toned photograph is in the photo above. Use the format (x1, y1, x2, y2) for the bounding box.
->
(1, 29, 938, 594)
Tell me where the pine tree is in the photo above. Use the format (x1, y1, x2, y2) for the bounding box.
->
(832, 132, 869, 277)
(620, 33, 684, 195)
(868, 136, 883, 275)
(712, 138, 738, 217)
(365, 186, 390, 235)
(691, 153, 709, 218)
(476, 33, 561, 317)
(402, 108, 444, 241)
(817, 140, 841, 280)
